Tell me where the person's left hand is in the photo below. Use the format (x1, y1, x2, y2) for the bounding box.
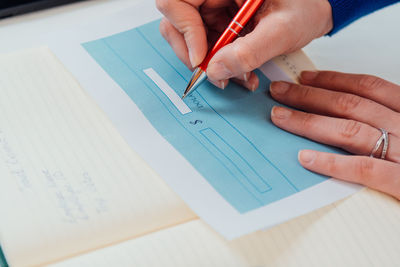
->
(269, 71, 400, 200)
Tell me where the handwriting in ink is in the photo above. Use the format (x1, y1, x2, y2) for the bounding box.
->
(42, 170, 109, 223)
(190, 120, 203, 125)
(188, 94, 204, 110)
(0, 130, 32, 191)
(280, 55, 299, 77)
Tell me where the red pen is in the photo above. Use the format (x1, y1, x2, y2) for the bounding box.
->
(182, 0, 265, 99)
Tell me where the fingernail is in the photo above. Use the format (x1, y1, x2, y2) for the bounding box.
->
(244, 73, 249, 82)
(271, 106, 291, 120)
(251, 83, 257, 92)
(301, 71, 318, 81)
(188, 48, 196, 68)
(298, 150, 316, 165)
(208, 62, 233, 80)
(270, 82, 290, 95)
(221, 80, 226, 90)
(249, 74, 259, 92)
(208, 79, 224, 90)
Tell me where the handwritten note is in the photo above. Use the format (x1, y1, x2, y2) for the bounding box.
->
(0, 130, 32, 191)
(0, 47, 195, 267)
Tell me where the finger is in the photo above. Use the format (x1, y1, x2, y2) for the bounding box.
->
(208, 79, 229, 90)
(201, 3, 240, 33)
(300, 71, 400, 113)
(156, 0, 212, 67)
(298, 151, 400, 201)
(207, 12, 296, 81)
(270, 81, 400, 134)
(271, 106, 400, 163)
(240, 72, 252, 83)
(231, 72, 260, 91)
(159, 19, 192, 69)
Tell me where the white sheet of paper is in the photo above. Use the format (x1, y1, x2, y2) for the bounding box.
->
(51, 189, 400, 267)
(49, 1, 360, 239)
(0, 47, 195, 267)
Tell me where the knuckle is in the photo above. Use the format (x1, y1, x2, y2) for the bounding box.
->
(357, 75, 386, 92)
(336, 94, 362, 114)
(298, 86, 313, 100)
(159, 19, 169, 39)
(233, 40, 259, 72)
(300, 113, 314, 129)
(274, 15, 293, 32)
(320, 71, 338, 84)
(326, 155, 339, 174)
(156, 0, 170, 13)
(339, 120, 362, 140)
(355, 158, 375, 182)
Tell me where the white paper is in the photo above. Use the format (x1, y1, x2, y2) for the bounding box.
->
(49, 1, 360, 239)
(51, 189, 400, 267)
(0, 47, 195, 266)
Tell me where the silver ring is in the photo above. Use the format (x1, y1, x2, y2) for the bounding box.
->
(370, 128, 389, 159)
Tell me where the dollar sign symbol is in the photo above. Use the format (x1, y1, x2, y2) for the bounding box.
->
(190, 120, 203, 125)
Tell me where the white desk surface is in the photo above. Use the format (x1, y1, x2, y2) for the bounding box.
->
(0, 1, 398, 264)
(0, 0, 399, 84)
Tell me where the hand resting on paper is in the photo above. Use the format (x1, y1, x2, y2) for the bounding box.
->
(156, 0, 333, 91)
(270, 71, 400, 200)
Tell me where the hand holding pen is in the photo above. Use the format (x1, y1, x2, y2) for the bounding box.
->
(156, 0, 333, 93)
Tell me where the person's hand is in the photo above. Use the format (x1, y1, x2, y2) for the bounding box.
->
(270, 71, 400, 200)
(156, 0, 333, 90)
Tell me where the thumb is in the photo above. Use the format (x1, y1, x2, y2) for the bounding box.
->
(207, 14, 293, 81)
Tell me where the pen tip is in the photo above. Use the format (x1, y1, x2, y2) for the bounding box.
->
(181, 87, 190, 100)
(182, 68, 207, 99)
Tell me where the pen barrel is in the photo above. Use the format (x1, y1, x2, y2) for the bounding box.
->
(199, 0, 264, 71)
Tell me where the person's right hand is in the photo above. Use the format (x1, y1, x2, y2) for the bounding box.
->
(156, 0, 333, 91)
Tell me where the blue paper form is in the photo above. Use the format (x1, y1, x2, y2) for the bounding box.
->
(83, 20, 339, 213)
(0, 247, 7, 267)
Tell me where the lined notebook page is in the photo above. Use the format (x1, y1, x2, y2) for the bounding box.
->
(52, 188, 400, 267)
(0, 48, 196, 267)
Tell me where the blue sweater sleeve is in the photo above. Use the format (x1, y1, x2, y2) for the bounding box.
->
(327, 0, 400, 34)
